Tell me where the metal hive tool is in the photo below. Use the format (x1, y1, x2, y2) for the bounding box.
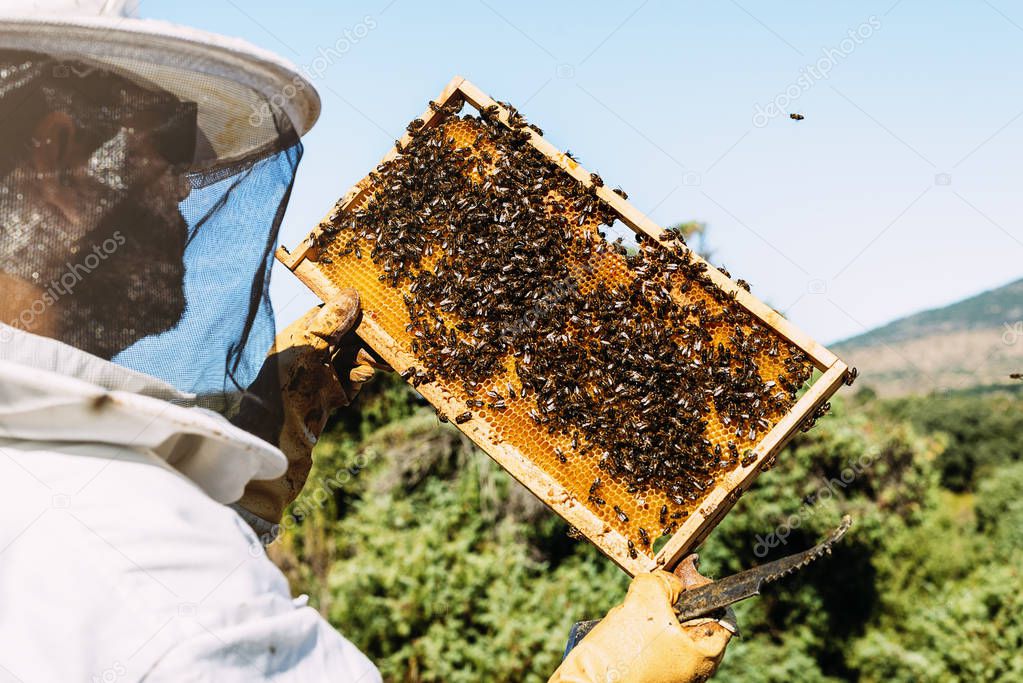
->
(278, 77, 852, 575)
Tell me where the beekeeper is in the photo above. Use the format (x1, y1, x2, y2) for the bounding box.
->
(0, 2, 733, 681)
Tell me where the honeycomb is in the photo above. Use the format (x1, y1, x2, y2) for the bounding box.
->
(294, 92, 823, 570)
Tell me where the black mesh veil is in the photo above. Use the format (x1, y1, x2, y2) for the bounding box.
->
(0, 48, 301, 424)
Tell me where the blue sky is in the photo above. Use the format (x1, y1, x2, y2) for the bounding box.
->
(150, 0, 1023, 345)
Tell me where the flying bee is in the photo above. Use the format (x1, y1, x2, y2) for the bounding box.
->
(790, 113, 805, 121)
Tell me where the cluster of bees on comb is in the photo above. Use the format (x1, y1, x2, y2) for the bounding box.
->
(316, 95, 822, 557)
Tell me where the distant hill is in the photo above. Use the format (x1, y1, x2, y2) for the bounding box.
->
(833, 278, 1023, 396)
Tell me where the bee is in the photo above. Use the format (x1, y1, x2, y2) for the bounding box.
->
(455, 412, 473, 424)
(436, 409, 449, 423)
(638, 527, 650, 547)
(612, 186, 628, 200)
(613, 505, 629, 523)
(790, 113, 805, 121)
(627, 540, 638, 559)
(555, 447, 566, 463)
(659, 505, 668, 526)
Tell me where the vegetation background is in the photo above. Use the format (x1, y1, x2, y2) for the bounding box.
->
(267, 366, 1022, 682)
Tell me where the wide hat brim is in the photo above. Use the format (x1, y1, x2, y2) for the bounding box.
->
(0, 14, 320, 172)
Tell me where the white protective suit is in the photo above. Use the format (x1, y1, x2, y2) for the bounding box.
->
(0, 323, 381, 682)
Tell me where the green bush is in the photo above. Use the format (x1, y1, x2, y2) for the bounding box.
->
(884, 391, 1023, 491)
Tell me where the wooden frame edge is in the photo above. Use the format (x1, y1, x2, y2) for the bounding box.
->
(654, 360, 848, 569)
(274, 75, 850, 574)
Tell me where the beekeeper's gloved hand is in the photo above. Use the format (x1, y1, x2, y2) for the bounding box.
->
(550, 557, 735, 683)
(235, 288, 379, 527)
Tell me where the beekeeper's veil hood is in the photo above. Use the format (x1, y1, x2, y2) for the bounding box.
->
(0, 0, 319, 417)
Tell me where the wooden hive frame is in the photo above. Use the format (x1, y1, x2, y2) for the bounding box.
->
(278, 76, 849, 575)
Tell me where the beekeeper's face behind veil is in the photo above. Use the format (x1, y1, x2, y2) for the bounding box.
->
(0, 53, 193, 354)
(0, 47, 308, 417)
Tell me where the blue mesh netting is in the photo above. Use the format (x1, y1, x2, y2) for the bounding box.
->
(113, 143, 301, 404)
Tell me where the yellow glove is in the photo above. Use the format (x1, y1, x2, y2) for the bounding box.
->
(551, 558, 734, 683)
(235, 288, 379, 525)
